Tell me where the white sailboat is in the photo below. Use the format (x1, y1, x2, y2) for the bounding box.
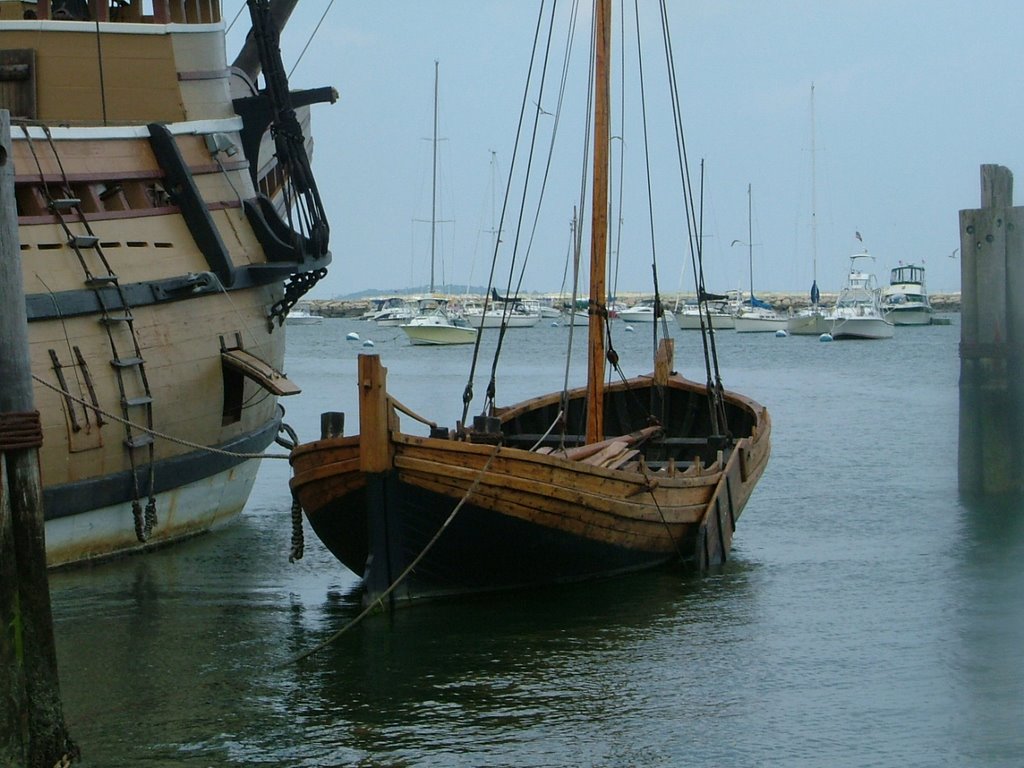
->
(402, 61, 477, 346)
(826, 253, 894, 340)
(463, 290, 542, 328)
(676, 290, 740, 330)
(788, 83, 831, 336)
(618, 301, 675, 324)
(733, 184, 787, 333)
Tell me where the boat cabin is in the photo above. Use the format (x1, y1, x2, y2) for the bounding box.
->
(889, 263, 925, 286)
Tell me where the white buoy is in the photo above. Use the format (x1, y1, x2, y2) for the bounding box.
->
(819, 333, 833, 343)
(362, 339, 375, 347)
(346, 331, 360, 341)
(775, 329, 788, 338)
(624, 325, 635, 333)
(550, 321, 559, 327)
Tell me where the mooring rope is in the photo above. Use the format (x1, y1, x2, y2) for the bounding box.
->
(638, 461, 686, 561)
(31, 374, 291, 460)
(285, 442, 502, 665)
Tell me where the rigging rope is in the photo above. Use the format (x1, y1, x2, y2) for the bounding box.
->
(461, 0, 551, 426)
(650, 0, 731, 437)
(285, 443, 503, 664)
(32, 375, 292, 460)
(287, 0, 336, 79)
(483, 1, 561, 414)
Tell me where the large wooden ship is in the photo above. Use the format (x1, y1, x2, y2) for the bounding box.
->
(1, 0, 332, 565)
(289, 0, 771, 607)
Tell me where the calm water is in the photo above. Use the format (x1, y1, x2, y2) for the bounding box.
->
(49, 314, 1024, 767)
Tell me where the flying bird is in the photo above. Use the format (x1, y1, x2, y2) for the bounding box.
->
(949, 248, 959, 258)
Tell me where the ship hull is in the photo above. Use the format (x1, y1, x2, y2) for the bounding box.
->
(4, 10, 331, 566)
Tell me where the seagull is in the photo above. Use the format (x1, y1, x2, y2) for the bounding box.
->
(949, 248, 959, 259)
(730, 239, 742, 246)
(534, 100, 551, 116)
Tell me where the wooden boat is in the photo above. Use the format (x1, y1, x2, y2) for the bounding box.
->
(2, 0, 332, 566)
(289, 0, 771, 606)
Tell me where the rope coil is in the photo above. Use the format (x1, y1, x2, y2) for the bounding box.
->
(0, 411, 44, 451)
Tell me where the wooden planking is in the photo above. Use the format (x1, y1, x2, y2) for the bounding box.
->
(30, 284, 282, 481)
(0, 48, 36, 119)
(394, 452, 709, 525)
(404, 469, 687, 553)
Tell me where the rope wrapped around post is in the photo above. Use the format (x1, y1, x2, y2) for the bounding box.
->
(0, 410, 43, 451)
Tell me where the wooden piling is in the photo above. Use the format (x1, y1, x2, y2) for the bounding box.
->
(0, 110, 77, 766)
(958, 164, 1024, 494)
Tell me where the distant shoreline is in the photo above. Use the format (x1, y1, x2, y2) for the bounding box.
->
(304, 292, 963, 319)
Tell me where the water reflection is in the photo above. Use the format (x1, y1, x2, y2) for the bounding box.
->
(52, 515, 758, 767)
(277, 566, 757, 766)
(951, 492, 1024, 764)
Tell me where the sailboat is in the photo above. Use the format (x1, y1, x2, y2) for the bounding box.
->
(4, 0, 332, 566)
(288, 0, 771, 606)
(788, 83, 831, 335)
(733, 184, 787, 333)
(401, 61, 477, 346)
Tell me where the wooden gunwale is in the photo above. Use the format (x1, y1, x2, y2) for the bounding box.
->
(397, 472, 691, 552)
(398, 467, 705, 549)
(396, 435, 721, 492)
(496, 371, 765, 426)
(394, 452, 710, 524)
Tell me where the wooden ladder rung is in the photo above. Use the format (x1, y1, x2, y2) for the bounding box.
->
(86, 274, 119, 286)
(100, 314, 134, 325)
(49, 198, 81, 212)
(111, 356, 144, 368)
(69, 234, 99, 249)
(124, 434, 154, 449)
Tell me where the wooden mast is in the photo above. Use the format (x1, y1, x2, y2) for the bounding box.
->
(586, 0, 611, 444)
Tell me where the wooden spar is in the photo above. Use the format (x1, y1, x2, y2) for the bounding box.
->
(586, 0, 612, 444)
(358, 355, 391, 473)
(231, 0, 302, 81)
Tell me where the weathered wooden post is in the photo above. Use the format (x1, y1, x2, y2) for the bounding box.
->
(0, 110, 77, 766)
(958, 164, 1024, 494)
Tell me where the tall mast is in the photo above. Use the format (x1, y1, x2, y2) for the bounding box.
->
(430, 60, 439, 294)
(747, 183, 753, 301)
(586, 0, 611, 444)
(810, 82, 818, 305)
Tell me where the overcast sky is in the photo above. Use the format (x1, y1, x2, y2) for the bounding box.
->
(225, 1, 1023, 299)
